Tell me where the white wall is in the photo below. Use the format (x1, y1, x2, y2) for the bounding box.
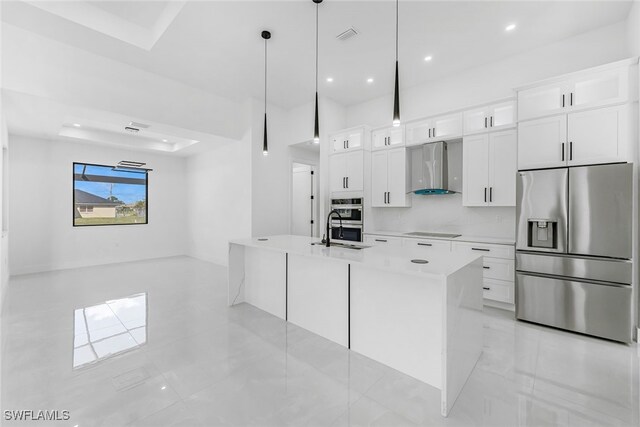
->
(344, 21, 630, 239)
(185, 134, 252, 265)
(8, 135, 188, 275)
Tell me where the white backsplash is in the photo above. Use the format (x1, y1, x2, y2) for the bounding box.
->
(366, 193, 515, 239)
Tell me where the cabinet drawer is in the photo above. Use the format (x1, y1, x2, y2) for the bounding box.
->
(452, 241, 515, 259)
(482, 278, 514, 303)
(364, 235, 403, 247)
(483, 258, 515, 281)
(402, 238, 451, 252)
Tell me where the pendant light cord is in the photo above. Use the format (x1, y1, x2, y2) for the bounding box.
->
(395, 0, 398, 62)
(315, 2, 319, 92)
(264, 38, 267, 114)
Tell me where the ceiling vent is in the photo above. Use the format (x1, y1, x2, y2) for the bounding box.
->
(336, 28, 358, 41)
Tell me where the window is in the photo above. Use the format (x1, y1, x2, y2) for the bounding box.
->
(73, 162, 148, 226)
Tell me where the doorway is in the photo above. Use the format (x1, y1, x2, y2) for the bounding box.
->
(291, 162, 318, 237)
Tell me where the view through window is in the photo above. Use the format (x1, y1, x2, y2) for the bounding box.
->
(73, 163, 148, 226)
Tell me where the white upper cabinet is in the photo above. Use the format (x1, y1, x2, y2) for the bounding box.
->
(329, 150, 363, 194)
(567, 104, 630, 167)
(371, 148, 410, 207)
(518, 62, 633, 122)
(518, 115, 567, 170)
(406, 113, 463, 146)
(463, 100, 516, 135)
(372, 126, 404, 151)
(330, 128, 364, 154)
(463, 130, 517, 207)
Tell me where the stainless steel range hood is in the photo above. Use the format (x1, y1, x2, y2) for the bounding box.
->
(410, 141, 455, 195)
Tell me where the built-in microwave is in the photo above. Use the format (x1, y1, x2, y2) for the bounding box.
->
(330, 198, 363, 242)
(330, 224, 362, 243)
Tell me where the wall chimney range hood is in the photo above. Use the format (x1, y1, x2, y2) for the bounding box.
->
(410, 141, 455, 195)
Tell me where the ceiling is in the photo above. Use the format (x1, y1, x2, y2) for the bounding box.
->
(2, 0, 633, 109)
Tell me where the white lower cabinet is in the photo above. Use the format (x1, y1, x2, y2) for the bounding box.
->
(402, 238, 451, 252)
(364, 235, 403, 247)
(452, 241, 515, 305)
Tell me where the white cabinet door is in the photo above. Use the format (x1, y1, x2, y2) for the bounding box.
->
(433, 113, 463, 140)
(463, 106, 490, 135)
(364, 235, 403, 247)
(489, 101, 516, 130)
(371, 151, 388, 207)
(345, 150, 363, 191)
(388, 127, 404, 147)
(568, 105, 628, 166)
(518, 82, 568, 121)
(488, 130, 517, 207)
(387, 148, 409, 207)
(406, 119, 431, 146)
(329, 153, 347, 193)
(517, 115, 567, 170)
(569, 68, 628, 111)
(402, 238, 451, 252)
(372, 129, 388, 151)
(462, 134, 490, 206)
(331, 133, 347, 153)
(346, 130, 363, 150)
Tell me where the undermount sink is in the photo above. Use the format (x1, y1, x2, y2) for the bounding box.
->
(311, 241, 371, 250)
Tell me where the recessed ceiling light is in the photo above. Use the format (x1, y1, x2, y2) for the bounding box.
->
(424, 55, 433, 62)
(367, 78, 374, 83)
(505, 23, 516, 32)
(326, 77, 334, 82)
(72, 123, 81, 127)
(162, 139, 168, 142)
(161, 386, 167, 390)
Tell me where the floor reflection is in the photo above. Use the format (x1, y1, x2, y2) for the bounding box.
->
(73, 293, 147, 368)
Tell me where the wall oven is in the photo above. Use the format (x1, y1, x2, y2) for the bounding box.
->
(330, 198, 364, 242)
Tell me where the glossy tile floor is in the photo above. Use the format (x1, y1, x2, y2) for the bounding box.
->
(1, 256, 639, 426)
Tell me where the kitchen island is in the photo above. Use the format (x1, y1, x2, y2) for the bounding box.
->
(228, 235, 483, 416)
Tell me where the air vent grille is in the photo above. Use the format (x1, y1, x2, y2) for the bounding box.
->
(336, 28, 358, 41)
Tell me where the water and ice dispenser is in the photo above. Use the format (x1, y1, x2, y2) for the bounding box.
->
(527, 219, 558, 249)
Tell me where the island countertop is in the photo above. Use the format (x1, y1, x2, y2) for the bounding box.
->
(229, 235, 482, 278)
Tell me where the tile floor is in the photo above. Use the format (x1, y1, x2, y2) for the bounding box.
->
(1, 256, 639, 426)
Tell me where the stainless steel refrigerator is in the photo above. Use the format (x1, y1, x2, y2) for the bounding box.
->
(515, 163, 634, 343)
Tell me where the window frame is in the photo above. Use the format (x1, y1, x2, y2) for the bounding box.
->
(73, 162, 149, 227)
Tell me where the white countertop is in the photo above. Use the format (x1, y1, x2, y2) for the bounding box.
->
(229, 235, 482, 279)
(365, 230, 515, 245)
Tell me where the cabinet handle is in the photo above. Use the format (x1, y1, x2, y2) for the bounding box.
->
(417, 242, 433, 247)
(375, 239, 388, 242)
(483, 287, 491, 291)
(428, 128, 431, 138)
(387, 192, 391, 204)
(569, 141, 573, 161)
(490, 116, 493, 127)
(489, 187, 493, 203)
(484, 187, 487, 203)
(346, 177, 349, 188)
(472, 247, 490, 252)
(484, 117, 487, 128)
(562, 143, 565, 161)
(433, 127, 436, 137)
(483, 266, 491, 270)
(343, 177, 346, 188)
(570, 92, 573, 106)
(347, 139, 349, 149)
(562, 94, 565, 108)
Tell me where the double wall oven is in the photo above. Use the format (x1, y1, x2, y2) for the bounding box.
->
(330, 198, 363, 242)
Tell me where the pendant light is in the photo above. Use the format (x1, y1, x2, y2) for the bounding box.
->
(312, 0, 322, 143)
(392, 0, 400, 127)
(262, 30, 271, 156)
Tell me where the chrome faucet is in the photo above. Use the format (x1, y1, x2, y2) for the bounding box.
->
(324, 209, 344, 247)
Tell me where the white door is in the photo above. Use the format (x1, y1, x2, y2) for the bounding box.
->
(569, 68, 628, 111)
(329, 153, 346, 193)
(462, 134, 490, 206)
(568, 105, 627, 166)
(406, 119, 431, 146)
(387, 148, 407, 207)
(489, 101, 516, 130)
(371, 151, 388, 207)
(332, 133, 346, 153)
(518, 82, 568, 121)
(291, 164, 313, 236)
(463, 106, 489, 135)
(488, 130, 517, 206)
(346, 130, 363, 150)
(433, 113, 463, 140)
(345, 151, 363, 191)
(517, 115, 567, 170)
(372, 129, 388, 150)
(388, 126, 404, 147)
